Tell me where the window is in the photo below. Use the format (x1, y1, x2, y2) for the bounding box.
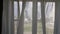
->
(3, 0, 59, 34)
(14, 1, 55, 34)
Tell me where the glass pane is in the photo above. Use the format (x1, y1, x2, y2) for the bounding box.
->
(14, 1, 18, 19)
(37, 2, 43, 34)
(14, 1, 22, 34)
(24, 1, 32, 34)
(14, 1, 22, 19)
(45, 2, 55, 34)
(14, 1, 18, 34)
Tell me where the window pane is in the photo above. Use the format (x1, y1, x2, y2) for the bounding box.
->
(37, 2, 43, 34)
(24, 1, 32, 34)
(14, 1, 18, 19)
(14, 1, 22, 34)
(45, 2, 55, 34)
(14, 1, 18, 34)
